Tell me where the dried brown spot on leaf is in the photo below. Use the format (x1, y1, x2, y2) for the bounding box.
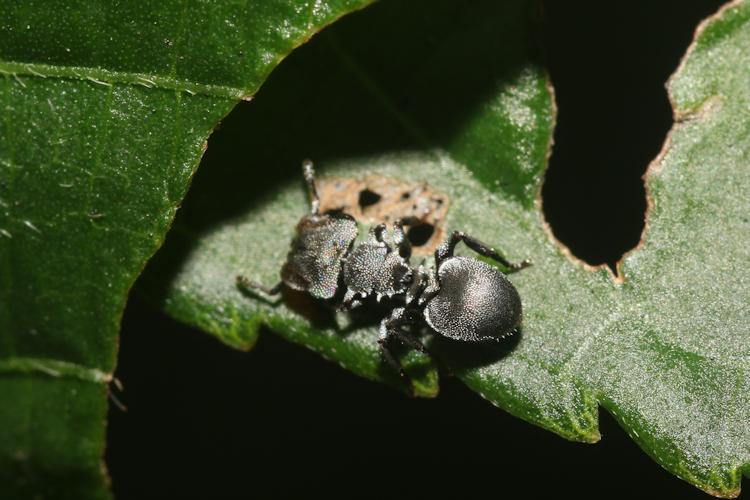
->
(317, 175, 450, 254)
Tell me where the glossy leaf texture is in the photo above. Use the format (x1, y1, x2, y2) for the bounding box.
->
(0, 1, 375, 497)
(141, 0, 750, 496)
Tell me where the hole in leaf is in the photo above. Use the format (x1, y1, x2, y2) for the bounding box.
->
(358, 189, 381, 209)
(540, 0, 725, 274)
(406, 223, 435, 247)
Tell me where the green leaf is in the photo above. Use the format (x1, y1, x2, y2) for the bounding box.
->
(0, 1, 375, 497)
(139, 0, 551, 397)
(141, 0, 750, 496)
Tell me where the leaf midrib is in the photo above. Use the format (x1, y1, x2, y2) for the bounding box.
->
(0, 59, 250, 99)
(0, 357, 111, 383)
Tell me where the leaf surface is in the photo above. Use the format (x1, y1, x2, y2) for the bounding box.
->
(142, 0, 750, 496)
(0, 1, 375, 497)
(139, 0, 552, 396)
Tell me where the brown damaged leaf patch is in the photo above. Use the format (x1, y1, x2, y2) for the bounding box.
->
(317, 174, 450, 255)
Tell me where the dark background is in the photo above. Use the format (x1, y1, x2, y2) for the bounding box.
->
(106, 1, 729, 498)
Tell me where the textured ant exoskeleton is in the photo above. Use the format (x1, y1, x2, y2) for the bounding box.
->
(237, 160, 531, 394)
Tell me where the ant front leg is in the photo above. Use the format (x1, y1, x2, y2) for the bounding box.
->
(435, 231, 532, 272)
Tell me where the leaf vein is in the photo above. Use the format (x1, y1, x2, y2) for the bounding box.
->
(2, 73, 17, 357)
(556, 310, 623, 381)
(0, 60, 249, 100)
(0, 357, 111, 383)
(171, 0, 189, 79)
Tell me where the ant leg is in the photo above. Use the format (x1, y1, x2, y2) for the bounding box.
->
(434, 234, 455, 267)
(378, 337, 415, 396)
(392, 219, 412, 259)
(368, 223, 388, 244)
(340, 289, 362, 311)
(387, 306, 435, 357)
(302, 159, 320, 215)
(405, 264, 428, 305)
(236, 275, 283, 295)
(436, 231, 531, 271)
(391, 327, 430, 356)
(391, 323, 452, 376)
(457, 231, 532, 270)
(378, 308, 415, 395)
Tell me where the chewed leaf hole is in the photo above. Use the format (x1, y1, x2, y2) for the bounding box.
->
(358, 189, 382, 209)
(406, 223, 434, 247)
